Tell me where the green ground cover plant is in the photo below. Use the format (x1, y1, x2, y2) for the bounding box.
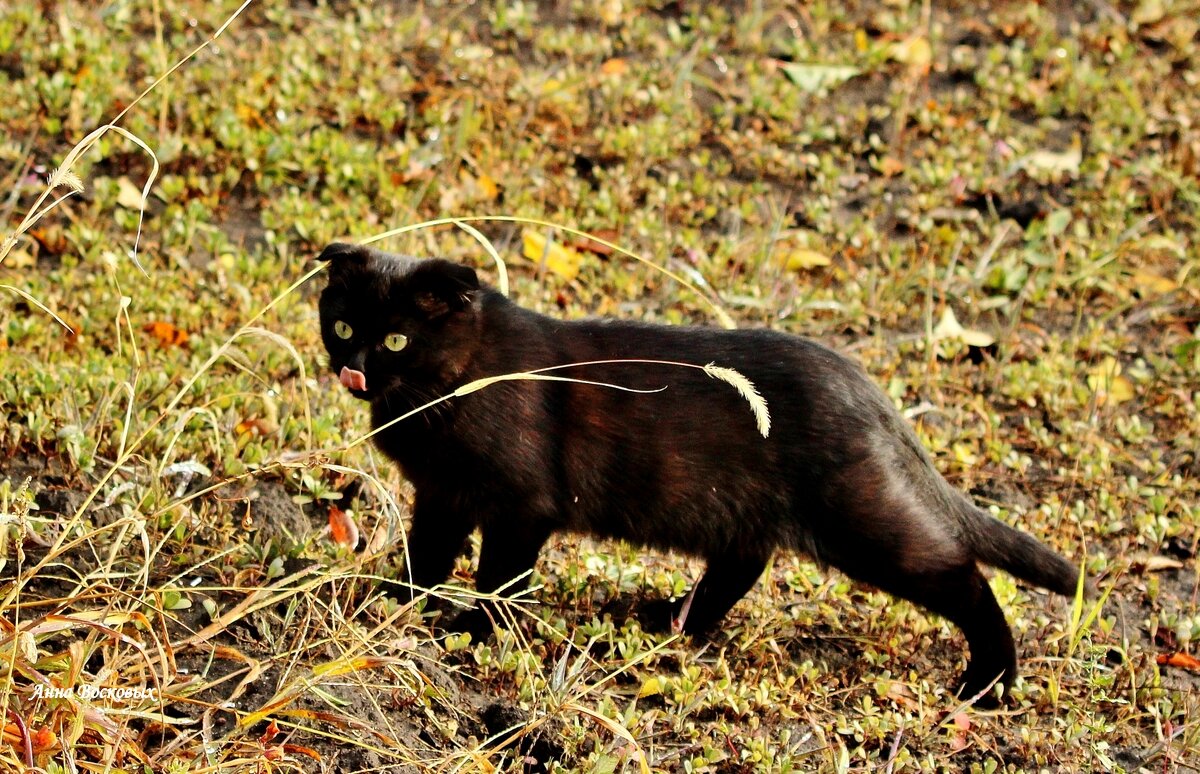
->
(0, 0, 1197, 770)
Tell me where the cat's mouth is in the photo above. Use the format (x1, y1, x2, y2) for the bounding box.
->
(339, 366, 370, 398)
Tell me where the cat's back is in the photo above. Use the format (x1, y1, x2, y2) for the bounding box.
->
(474, 294, 893, 436)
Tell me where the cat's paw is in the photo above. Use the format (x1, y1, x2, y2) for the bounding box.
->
(378, 579, 417, 605)
(635, 596, 722, 639)
(632, 597, 677, 634)
(445, 607, 496, 642)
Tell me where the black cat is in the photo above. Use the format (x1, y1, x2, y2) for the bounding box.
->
(317, 242, 1082, 703)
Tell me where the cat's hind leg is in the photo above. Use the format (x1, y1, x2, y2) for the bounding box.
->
(843, 557, 1017, 706)
(638, 550, 770, 636)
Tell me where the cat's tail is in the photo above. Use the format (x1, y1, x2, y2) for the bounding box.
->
(959, 498, 1083, 596)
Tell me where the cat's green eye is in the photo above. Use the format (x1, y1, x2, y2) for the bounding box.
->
(384, 333, 408, 352)
(334, 320, 353, 340)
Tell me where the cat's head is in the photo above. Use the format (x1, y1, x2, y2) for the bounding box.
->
(317, 243, 481, 402)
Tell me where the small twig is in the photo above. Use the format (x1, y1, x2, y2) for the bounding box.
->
(883, 723, 905, 774)
(671, 584, 699, 634)
(5, 708, 33, 769)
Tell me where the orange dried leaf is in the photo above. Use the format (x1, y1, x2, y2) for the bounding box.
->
(31, 724, 57, 748)
(570, 234, 617, 257)
(235, 418, 271, 437)
(1157, 652, 1200, 671)
(329, 505, 360, 548)
(259, 719, 280, 745)
(600, 57, 628, 76)
(476, 173, 500, 201)
(878, 156, 905, 177)
(143, 321, 189, 348)
(282, 744, 323, 761)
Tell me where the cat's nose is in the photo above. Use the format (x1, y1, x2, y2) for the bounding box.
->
(340, 366, 367, 391)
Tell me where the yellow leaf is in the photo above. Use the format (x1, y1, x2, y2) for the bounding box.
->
(1132, 270, 1178, 295)
(599, 0, 623, 26)
(522, 229, 582, 280)
(932, 308, 995, 348)
(116, 175, 145, 210)
(854, 28, 869, 53)
(1135, 555, 1184, 573)
(1086, 357, 1135, 405)
(637, 676, 661, 698)
(4, 246, 35, 269)
(778, 248, 831, 272)
(476, 173, 500, 201)
(236, 102, 266, 128)
(890, 36, 931, 74)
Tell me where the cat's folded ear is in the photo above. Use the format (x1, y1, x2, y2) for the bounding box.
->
(318, 242, 370, 271)
(408, 259, 480, 319)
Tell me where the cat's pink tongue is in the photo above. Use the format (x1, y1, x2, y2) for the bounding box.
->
(339, 366, 367, 392)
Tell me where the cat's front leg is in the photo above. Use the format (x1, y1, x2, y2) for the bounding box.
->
(390, 501, 475, 604)
(447, 519, 553, 639)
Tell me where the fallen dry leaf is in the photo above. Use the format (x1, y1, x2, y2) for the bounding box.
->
(933, 308, 996, 348)
(31, 725, 57, 751)
(877, 155, 905, 177)
(1157, 652, 1200, 671)
(116, 175, 146, 210)
(778, 247, 832, 272)
(281, 744, 322, 762)
(143, 321, 189, 348)
(522, 228, 583, 280)
(949, 711, 971, 753)
(886, 681, 920, 711)
(600, 57, 628, 76)
(1086, 357, 1134, 405)
(328, 505, 360, 548)
(1132, 270, 1178, 296)
(1133, 555, 1184, 573)
(258, 719, 281, 745)
(570, 230, 618, 257)
(890, 35, 932, 75)
(235, 418, 273, 437)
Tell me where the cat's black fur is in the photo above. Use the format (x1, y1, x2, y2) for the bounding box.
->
(317, 242, 1083, 703)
